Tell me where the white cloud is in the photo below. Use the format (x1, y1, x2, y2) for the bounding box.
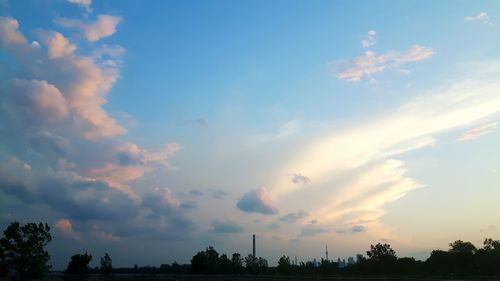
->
(465, 12, 491, 24)
(67, 0, 92, 14)
(458, 122, 497, 141)
(337, 45, 434, 81)
(270, 74, 500, 238)
(361, 30, 376, 49)
(56, 15, 122, 42)
(38, 31, 76, 59)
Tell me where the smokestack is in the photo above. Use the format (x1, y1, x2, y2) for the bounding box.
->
(252, 234, 256, 258)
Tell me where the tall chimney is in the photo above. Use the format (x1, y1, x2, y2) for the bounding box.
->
(252, 234, 256, 258)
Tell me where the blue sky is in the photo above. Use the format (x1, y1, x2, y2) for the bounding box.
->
(1, 0, 500, 269)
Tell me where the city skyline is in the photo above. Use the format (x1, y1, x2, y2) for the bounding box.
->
(0, 0, 499, 270)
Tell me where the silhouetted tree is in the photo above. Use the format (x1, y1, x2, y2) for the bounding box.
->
(189, 246, 221, 274)
(231, 253, 243, 273)
(277, 255, 291, 274)
(244, 254, 257, 274)
(0, 221, 52, 280)
(426, 250, 452, 275)
(100, 252, 113, 275)
(448, 240, 477, 275)
(367, 243, 397, 262)
(219, 254, 232, 274)
(365, 243, 397, 273)
(65, 253, 92, 275)
(476, 238, 500, 275)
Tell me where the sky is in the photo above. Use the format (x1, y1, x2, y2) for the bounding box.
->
(1, 0, 500, 270)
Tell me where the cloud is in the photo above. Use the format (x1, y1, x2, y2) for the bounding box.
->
(457, 122, 497, 141)
(143, 187, 180, 215)
(237, 187, 278, 215)
(67, 0, 92, 14)
(278, 210, 308, 223)
(300, 226, 328, 237)
(38, 30, 76, 59)
(0, 17, 26, 44)
(352, 225, 367, 232)
(290, 173, 310, 184)
(361, 30, 376, 49)
(271, 72, 500, 236)
(337, 45, 434, 81)
(180, 201, 197, 209)
(5, 79, 69, 121)
(55, 218, 80, 240)
(253, 120, 300, 143)
(465, 12, 490, 24)
(178, 118, 207, 127)
(211, 189, 227, 199)
(210, 220, 244, 233)
(190, 189, 204, 196)
(56, 15, 122, 42)
(338, 225, 367, 234)
(0, 16, 193, 243)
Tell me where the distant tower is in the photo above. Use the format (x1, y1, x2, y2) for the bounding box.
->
(252, 234, 256, 258)
(295, 256, 297, 265)
(325, 244, 329, 261)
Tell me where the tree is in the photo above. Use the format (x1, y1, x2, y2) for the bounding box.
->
(476, 238, 500, 275)
(65, 253, 92, 275)
(366, 243, 397, 262)
(100, 253, 113, 275)
(230, 253, 243, 273)
(448, 240, 477, 275)
(244, 254, 257, 274)
(277, 255, 291, 274)
(0, 221, 52, 280)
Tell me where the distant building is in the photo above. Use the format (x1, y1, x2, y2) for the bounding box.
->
(347, 257, 355, 265)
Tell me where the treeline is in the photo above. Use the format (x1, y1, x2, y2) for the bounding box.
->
(2, 221, 500, 279)
(184, 239, 500, 277)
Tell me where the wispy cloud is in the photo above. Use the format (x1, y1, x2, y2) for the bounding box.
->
(56, 15, 122, 42)
(457, 122, 497, 141)
(271, 74, 500, 237)
(465, 12, 491, 24)
(67, 0, 92, 14)
(253, 120, 301, 143)
(290, 173, 310, 184)
(361, 30, 376, 49)
(278, 210, 308, 223)
(210, 220, 244, 233)
(337, 45, 434, 81)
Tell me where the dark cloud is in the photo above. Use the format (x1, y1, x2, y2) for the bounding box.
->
(337, 225, 367, 234)
(300, 226, 328, 236)
(189, 189, 204, 196)
(0, 158, 138, 221)
(236, 187, 277, 215)
(278, 210, 308, 223)
(180, 201, 197, 209)
(210, 220, 244, 233)
(291, 173, 310, 184)
(352, 225, 366, 233)
(211, 189, 227, 199)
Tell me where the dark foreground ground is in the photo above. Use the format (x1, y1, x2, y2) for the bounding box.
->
(42, 273, 500, 281)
